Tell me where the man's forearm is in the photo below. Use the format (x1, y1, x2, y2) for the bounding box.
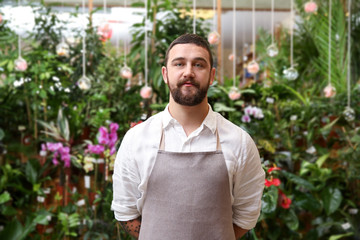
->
(233, 224, 249, 239)
(119, 217, 142, 239)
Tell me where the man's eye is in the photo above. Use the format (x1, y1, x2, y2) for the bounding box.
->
(194, 63, 203, 68)
(175, 63, 183, 66)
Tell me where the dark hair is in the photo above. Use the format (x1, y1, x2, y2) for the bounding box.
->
(164, 33, 213, 68)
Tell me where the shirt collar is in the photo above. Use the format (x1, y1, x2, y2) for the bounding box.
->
(162, 104, 217, 134)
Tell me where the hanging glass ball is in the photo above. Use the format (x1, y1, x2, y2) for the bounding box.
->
(56, 41, 70, 57)
(323, 84, 336, 98)
(207, 31, 220, 45)
(283, 67, 299, 81)
(77, 75, 91, 91)
(97, 21, 113, 42)
(228, 54, 235, 61)
(0, 14, 3, 24)
(140, 86, 153, 99)
(228, 87, 241, 100)
(14, 56, 28, 72)
(304, 1, 318, 13)
(343, 106, 355, 122)
(121, 65, 133, 79)
(266, 44, 279, 57)
(125, 78, 131, 91)
(247, 60, 260, 75)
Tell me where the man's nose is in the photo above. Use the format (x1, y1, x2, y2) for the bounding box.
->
(183, 64, 195, 78)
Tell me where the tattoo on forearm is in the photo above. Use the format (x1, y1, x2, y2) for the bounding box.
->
(119, 217, 141, 237)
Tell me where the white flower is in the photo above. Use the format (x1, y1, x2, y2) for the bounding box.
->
(290, 115, 298, 121)
(266, 97, 274, 104)
(306, 146, 316, 154)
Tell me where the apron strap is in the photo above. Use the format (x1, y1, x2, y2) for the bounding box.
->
(159, 128, 222, 151)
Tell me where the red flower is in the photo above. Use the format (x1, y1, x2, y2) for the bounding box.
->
(265, 178, 281, 187)
(278, 189, 292, 209)
(268, 166, 281, 173)
(130, 120, 143, 128)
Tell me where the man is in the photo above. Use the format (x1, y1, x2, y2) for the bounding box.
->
(111, 33, 265, 240)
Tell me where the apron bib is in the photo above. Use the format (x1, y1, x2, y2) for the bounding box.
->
(139, 129, 235, 240)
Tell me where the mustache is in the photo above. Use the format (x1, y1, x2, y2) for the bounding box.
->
(177, 79, 200, 88)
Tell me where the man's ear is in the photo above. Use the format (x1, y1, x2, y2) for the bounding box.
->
(162, 66, 168, 84)
(210, 67, 216, 85)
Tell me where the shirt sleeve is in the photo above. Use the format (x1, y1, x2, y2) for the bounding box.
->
(111, 129, 142, 221)
(232, 132, 265, 230)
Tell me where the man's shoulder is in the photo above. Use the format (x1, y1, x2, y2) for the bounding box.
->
(215, 112, 253, 143)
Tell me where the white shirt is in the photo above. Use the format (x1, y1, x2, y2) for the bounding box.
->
(111, 105, 265, 230)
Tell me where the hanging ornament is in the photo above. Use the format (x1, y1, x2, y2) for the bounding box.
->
(208, 31, 220, 45)
(97, 0, 112, 42)
(323, 83, 336, 98)
(267, 0, 279, 57)
(193, 0, 196, 34)
(228, 86, 241, 100)
(324, 0, 335, 98)
(283, 67, 298, 81)
(125, 78, 131, 91)
(247, 0, 259, 75)
(14, 56, 28, 72)
(247, 60, 260, 75)
(56, 40, 70, 57)
(120, 65, 133, 79)
(0, 14, 3, 24)
(77, 75, 91, 90)
(343, 0, 354, 122)
(97, 21, 112, 42)
(304, 1, 318, 13)
(267, 44, 279, 57)
(284, 0, 298, 80)
(208, 0, 220, 45)
(228, 54, 235, 61)
(343, 106, 355, 122)
(140, 85, 153, 99)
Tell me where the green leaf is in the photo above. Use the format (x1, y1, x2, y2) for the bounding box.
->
(316, 153, 330, 168)
(281, 171, 315, 190)
(281, 209, 299, 231)
(0, 191, 11, 204)
(261, 185, 278, 214)
(0, 128, 4, 141)
(213, 102, 236, 112)
(329, 232, 354, 240)
(322, 187, 342, 215)
(0, 220, 23, 240)
(25, 160, 37, 184)
(258, 139, 276, 154)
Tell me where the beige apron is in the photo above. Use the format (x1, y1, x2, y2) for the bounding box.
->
(139, 129, 235, 240)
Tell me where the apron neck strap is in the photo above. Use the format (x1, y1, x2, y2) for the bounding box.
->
(159, 128, 222, 151)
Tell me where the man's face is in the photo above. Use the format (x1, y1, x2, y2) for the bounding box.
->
(162, 43, 215, 106)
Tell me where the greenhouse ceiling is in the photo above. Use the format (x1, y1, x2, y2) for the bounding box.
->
(33, 0, 291, 10)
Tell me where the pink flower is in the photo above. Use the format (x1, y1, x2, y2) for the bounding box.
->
(278, 189, 292, 209)
(265, 178, 281, 187)
(228, 87, 241, 100)
(109, 123, 119, 133)
(244, 106, 256, 116)
(97, 22, 113, 42)
(304, 1, 318, 13)
(241, 115, 251, 123)
(207, 31, 220, 45)
(14, 57, 28, 71)
(323, 84, 336, 98)
(87, 144, 105, 155)
(97, 126, 109, 145)
(140, 86, 153, 99)
(46, 142, 63, 152)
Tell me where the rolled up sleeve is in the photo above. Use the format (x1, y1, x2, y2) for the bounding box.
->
(232, 134, 265, 230)
(111, 130, 141, 221)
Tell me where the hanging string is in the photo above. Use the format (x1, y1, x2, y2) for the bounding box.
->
(347, 0, 352, 107)
(328, 0, 332, 86)
(104, 0, 107, 15)
(212, 0, 216, 31)
(290, 0, 294, 67)
(242, 12, 246, 85)
(124, 0, 127, 64)
(17, 0, 21, 58)
(232, 0, 236, 87)
(252, 0, 256, 61)
(82, 0, 86, 77)
(193, 0, 196, 34)
(144, 0, 148, 86)
(271, 0, 275, 45)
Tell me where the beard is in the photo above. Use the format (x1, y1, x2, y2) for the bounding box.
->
(167, 74, 210, 106)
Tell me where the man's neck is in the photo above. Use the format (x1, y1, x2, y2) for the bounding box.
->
(168, 99, 209, 137)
